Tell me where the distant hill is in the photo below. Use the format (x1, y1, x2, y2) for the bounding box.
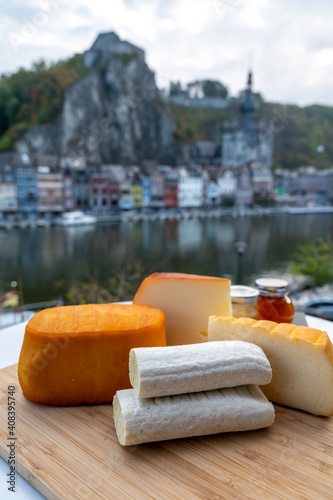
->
(259, 101, 333, 170)
(1, 33, 333, 169)
(169, 97, 333, 170)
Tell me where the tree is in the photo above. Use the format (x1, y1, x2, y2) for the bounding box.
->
(290, 238, 333, 287)
(0, 81, 17, 133)
(202, 80, 228, 98)
(187, 79, 228, 99)
(0, 54, 87, 150)
(169, 81, 183, 96)
(66, 261, 152, 305)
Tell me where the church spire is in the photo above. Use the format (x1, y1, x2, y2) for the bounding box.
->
(247, 70, 252, 89)
(240, 68, 257, 130)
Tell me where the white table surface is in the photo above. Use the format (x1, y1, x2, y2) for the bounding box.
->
(1, 316, 333, 499)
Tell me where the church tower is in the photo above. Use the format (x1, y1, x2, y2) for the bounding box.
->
(240, 71, 257, 131)
(221, 69, 274, 204)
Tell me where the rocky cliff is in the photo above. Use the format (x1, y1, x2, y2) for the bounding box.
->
(14, 32, 182, 165)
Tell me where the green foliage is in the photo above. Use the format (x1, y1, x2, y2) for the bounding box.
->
(259, 102, 333, 169)
(169, 79, 229, 99)
(188, 80, 228, 98)
(0, 135, 12, 151)
(221, 198, 235, 207)
(169, 81, 183, 96)
(65, 260, 151, 305)
(289, 238, 333, 287)
(121, 52, 137, 65)
(0, 54, 87, 150)
(0, 122, 29, 151)
(254, 198, 277, 207)
(170, 104, 227, 143)
(170, 96, 333, 168)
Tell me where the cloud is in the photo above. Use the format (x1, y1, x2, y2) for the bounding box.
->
(0, 0, 333, 105)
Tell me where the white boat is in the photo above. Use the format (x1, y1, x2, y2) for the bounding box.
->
(36, 218, 51, 227)
(59, 211, 97, 226)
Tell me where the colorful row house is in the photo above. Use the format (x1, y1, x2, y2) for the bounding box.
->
(131, 175, 143, 209)
(0, 162, 17, 216)
(16, 165, 38, 217)
(119, 181, 134, 210)
(150, 174, 164, 208)
(0, 155, 285, 217)
(37, 169, 66, 213)
(63, 172, 76, 211)
(141, 177, 152, 208)
(73, 171, 90, 210)
(163, 174, 178, 208)
(206, 181, 220, 206)
(178, 173, 204, 208)
(89, 174, 120, 211)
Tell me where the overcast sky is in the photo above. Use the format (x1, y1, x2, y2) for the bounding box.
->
(2, 0, 333, 106)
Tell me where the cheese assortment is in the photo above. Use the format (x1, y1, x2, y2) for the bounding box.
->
(18, 303, 166, 405)
(129, 341, 272, 398)
(113, 385, 275, 446)
(208, 316, 333, 416)
(113, 341, 275, 446)
(16, 270, 333, 455)
(133, 272, 231, 345)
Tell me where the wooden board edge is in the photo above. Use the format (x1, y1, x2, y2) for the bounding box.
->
(0, 364, 62, 500)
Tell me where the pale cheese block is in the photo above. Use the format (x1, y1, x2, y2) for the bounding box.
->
(113, 385, 275, 446)
(133, 272, 231, 345)
(129, 341, 272, 399)
(208, 316, 333, 416)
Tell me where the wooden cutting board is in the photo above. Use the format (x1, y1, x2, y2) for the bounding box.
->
(1, 364, 333, 500)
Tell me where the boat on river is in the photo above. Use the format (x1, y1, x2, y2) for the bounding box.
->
(59, 211, 97, 226)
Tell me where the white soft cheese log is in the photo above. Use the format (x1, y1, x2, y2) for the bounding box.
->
(113, 385, 275, 446)
(133, 272, 231, 345)
(129, 341, 272, 399)
(208, 316, 333, 416)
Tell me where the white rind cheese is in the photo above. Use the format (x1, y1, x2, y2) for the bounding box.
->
(208, 316, 333, 416)
(113, 385, 275, 446)
(129, 341, 272, 399)
(133, 272, 231, 345)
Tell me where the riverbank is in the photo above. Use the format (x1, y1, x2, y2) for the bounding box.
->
(2, 282, 333, 330)
(1, 205, 333, 229)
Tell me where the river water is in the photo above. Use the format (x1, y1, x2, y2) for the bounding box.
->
(0, 213, 332, 304)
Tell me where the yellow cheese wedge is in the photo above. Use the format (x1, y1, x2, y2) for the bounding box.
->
(133, 272, 231, 345)
(208, 316, 333, 416)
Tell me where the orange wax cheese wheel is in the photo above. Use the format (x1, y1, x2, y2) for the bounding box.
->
(18, 303, 166, 406)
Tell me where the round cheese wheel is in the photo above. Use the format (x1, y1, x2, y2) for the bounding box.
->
(18, 303, 166, 405)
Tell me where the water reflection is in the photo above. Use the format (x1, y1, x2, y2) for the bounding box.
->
(0, 213, 332, 303)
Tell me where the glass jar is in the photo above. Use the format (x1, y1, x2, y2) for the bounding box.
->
(255, 278, 295, 323)
(231, 285, 259, 319)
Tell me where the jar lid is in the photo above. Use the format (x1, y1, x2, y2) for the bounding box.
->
(255, 278, 289, 297)
(231, 285, 259, 304)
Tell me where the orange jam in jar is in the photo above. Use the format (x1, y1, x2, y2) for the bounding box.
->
(255, 278, 295, 323)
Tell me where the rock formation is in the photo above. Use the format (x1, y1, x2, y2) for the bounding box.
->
(14, 32, 182, 165)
